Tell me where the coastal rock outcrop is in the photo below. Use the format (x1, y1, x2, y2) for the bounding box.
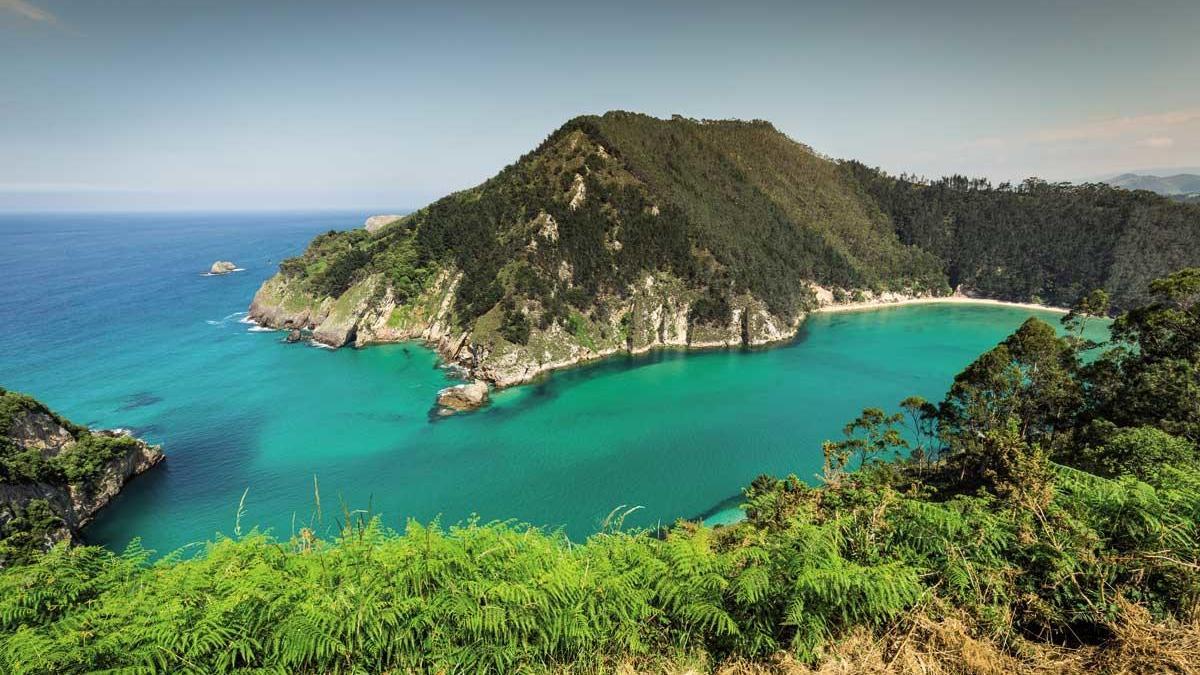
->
(0, 389, 164, 556)
(435, 380, 489, 414)
(364, 215, 404, 234)
(209, 261, 238, 275)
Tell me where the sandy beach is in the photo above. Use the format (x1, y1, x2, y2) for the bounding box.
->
(815, 295, 1070, 315)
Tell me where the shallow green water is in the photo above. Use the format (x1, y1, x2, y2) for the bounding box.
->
(0, 212, 1095, 554)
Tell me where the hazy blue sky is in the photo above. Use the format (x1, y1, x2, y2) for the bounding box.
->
(2, 0, 1198, 210)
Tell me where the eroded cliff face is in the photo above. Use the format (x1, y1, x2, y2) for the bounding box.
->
(248, 266, 806, 390)
(0, 406, 163, 550)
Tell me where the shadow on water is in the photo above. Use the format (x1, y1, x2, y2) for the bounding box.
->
(470, 331, 817, 424)
(117, 391, 164, 412)
(81, 408, 268, 553)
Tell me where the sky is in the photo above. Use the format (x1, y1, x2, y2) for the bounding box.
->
(2, 0, 1199, 211)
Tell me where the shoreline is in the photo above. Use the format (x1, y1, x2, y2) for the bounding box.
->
(814, 295, 1070, 315)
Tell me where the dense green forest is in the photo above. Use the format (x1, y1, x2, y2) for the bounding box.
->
(842, 164, 1200, 310)
(2, 270, 1198, 673)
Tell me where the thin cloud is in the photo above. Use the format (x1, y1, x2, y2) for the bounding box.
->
(916, 107, 1200, 182)
(1138, 136, 1175, 149)
(0, 0, 55, 22)
(1033, 109, 1200, 144)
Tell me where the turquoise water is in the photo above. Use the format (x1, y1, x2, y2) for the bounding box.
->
(1, 212, 1081, 553)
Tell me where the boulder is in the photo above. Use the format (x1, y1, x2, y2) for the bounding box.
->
(436, 380, 489, 414)
(286, 329, 304, 343)
(209, 261, 238, 275)
(364, 215, 403, 234)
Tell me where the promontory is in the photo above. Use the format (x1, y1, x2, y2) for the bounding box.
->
(0, 388, 163, 563)
(248, 111, 1200, 390)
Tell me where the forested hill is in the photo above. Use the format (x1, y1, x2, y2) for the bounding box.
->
(844, 164, 1200, 309)
(249, 112, 1200, 385)
(248, 112, 948, 387)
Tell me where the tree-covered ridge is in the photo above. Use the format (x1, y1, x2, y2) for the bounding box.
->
(843, 163, 1200, 310)
(587, 113, 947, 299)
(4, 271, 1199, 674)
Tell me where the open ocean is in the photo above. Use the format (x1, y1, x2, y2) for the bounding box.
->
(0, 211, 1079, 553)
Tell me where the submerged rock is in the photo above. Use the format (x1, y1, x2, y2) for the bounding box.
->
(436, 380, 489, 414)
(209, 261, 238, 275)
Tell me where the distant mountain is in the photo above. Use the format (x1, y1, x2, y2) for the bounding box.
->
(1104, 172, 1200, 197)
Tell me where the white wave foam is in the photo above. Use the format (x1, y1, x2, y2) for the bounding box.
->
(310, 341, 335, 349)
(247, 326, 275, 333)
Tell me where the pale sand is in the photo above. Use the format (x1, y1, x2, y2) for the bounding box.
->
(815, 295, 1069, 315)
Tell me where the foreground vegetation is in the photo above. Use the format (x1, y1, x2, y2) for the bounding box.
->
(2, 271, 1200, 673)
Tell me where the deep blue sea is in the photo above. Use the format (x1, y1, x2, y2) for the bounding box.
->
(0, 212, 1081, 554)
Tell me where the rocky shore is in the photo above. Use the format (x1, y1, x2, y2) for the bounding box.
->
(435, 380, 489, 415)
(0, 395, 164, 551)
(247, 271, 971, 415)
(246, 267, 819, 409)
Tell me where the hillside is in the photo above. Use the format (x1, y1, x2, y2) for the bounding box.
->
(844, 167, 1200, 309)
(248, 113, 948, 389)
(249, 112, 1200, 389)
(0, 389, 163, 565)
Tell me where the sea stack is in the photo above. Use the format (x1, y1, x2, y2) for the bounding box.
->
(209, 261, 238, 275)
(436, 380, 489, 415)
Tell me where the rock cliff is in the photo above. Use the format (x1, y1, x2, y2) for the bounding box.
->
(0, 389, 164, 557)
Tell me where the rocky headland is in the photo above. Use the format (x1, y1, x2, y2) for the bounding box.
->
(0, 389, 164, 558)
(246, 112, 1200, 411)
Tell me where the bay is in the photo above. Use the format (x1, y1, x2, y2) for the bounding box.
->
(0, 212, 1087, 553)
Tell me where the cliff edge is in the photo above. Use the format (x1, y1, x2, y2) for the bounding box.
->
(0, 388, 164, 561)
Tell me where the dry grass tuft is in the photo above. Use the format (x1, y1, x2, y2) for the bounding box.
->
(611, 603, 1200, 675)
